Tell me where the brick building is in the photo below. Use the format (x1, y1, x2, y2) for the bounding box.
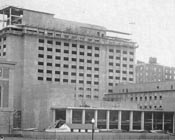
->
(136, 57, 175, 83)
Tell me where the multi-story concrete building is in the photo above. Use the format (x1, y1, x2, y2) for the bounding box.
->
(104, 81, 175, 133)
(0, 6, 137, 133)
(136, 57, 175, 83)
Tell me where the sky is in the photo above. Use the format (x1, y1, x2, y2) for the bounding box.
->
(1, 0, 175, 66)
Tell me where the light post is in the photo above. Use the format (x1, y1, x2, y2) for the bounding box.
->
(91, 118, 95, 140)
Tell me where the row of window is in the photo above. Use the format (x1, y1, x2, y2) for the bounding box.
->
(109, 70, 134, 74)
(0, 37, 6, 42)
(38, 62, 100, 71)
(108, 63, 133, 68)
(78, 94, 99, 99)
(109, 49, 134, 55)
(131, 95, 162, 101)
(38, 77, 99, 85)
(140, 105, 162, 109)
(108, 76, 133, 81)
(109, 56, 134, 62)
(39, 39, 100, 50)
(38, 69, 99, 77)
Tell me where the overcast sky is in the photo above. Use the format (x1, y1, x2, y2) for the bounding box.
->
(1, 0, 175, 66)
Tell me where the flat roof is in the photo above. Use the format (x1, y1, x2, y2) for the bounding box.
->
(0, 5, 54, 16)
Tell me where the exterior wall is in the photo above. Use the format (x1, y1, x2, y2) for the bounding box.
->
(22, 84, 75, 130)
(136, 59, 175, 83)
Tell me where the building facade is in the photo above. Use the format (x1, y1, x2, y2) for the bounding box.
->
(0, 6, 137, 133)
(136, 57, 175, 83)
(104, 81, 175, 133)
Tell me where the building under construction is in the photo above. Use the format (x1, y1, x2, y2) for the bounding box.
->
(0, 6, 174, 134)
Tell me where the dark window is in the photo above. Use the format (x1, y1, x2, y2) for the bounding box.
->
(116, 57, 120, 60)
(47, 55, 52, 59)
(87, 81, 91, 84)
(47, 48, 52, 52)
(38, 69, 43, 73)
(94, 68, 99, 71)
(130, 58, 134, 62)
(47, 63, 52, 66)
(109, 62, 113, 66)
(39, 39, 44, 43)
(80, 52, 84, 55)
(71, 80, 76, 83)
(38, 46, 44, 50)
(94, 82, 99, 85)
(55, 56, 61, 60)
(38, 54, 44, 58)
(55, 64, 60, 67)
(55, 71, 60, 74)
(79, 66, 84, 69)
(123, 57, 127, 61)
(109, 69, 113, 72)
(94, 61, 99, 64)
(116, 77, 120, 80)
(87, 53, 92, 56)
(63, 64, 69, 68)
(80, 45, 84, 48)
(122, 77, 127, 80)
(72, 58, 77, 61)
(109, 49, 114, 52)
(47, 40, 53, 44)
(160, 96, 162, 100)
(109, 56, 113, 59)
(87, 74, 91, 77)
(94, 54, 99, 57)
(109, 76, 113, 79)
(87, 46, 92, 49)
(123, 51, 127, 54)
(46, 77, 52, 81)
(38, 77, 43, 80)
(64, 57, 69, 61)
(71, 65, 76, 69)
(79, 80, 84, 83)
(116, 63, 120, 66)
(116, 50, 121, 53)
(63, 72, 68, 75)
(95, 47, 99, 50)
(123, 64, 127, 67)
(87, 60, 92, 63)
(64, 43, 69, 46)
(109, 83, 113, 86)
(72, 44, 77, 47)
(154, 96, 157, 100)
(47, 70, 52, 74)
(129, 71, 133, 74)
(129, 78, 133, 81)
(55, 78, 60, 82)
(79, 73, 84, 76)
(116, 70, 120, 73)
(71, 72, 76, 76)
(80, 59, 84, 62)
(87, 67, 92, 70)
(38, 62, 44, 65)
(129, 65, 134, 68)
(108, 89, 113, 93)
(64, 50, 69, 53)
(122, 71, 127, 74)
(56, 49, 61, 52)
(130, 52, 134, 55)
(72, 51, 77, 54)
(63, 79, 68, 82)
(56, 41, 61, 45)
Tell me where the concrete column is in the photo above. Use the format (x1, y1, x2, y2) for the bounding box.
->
(52, 110, 56, 123)
(95, 110, 98, 128)
(66, 109, 72, 124)
(106, 110, 110, 130)
(162, 113, 164, 130)
(118, 110, 122, 130)
(173, 112, 175, 133)
(82, 109, 85, 124)
(141, 111, 144, 130)
(151, 112, 154, 130)
(129, 111, 133, 131)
